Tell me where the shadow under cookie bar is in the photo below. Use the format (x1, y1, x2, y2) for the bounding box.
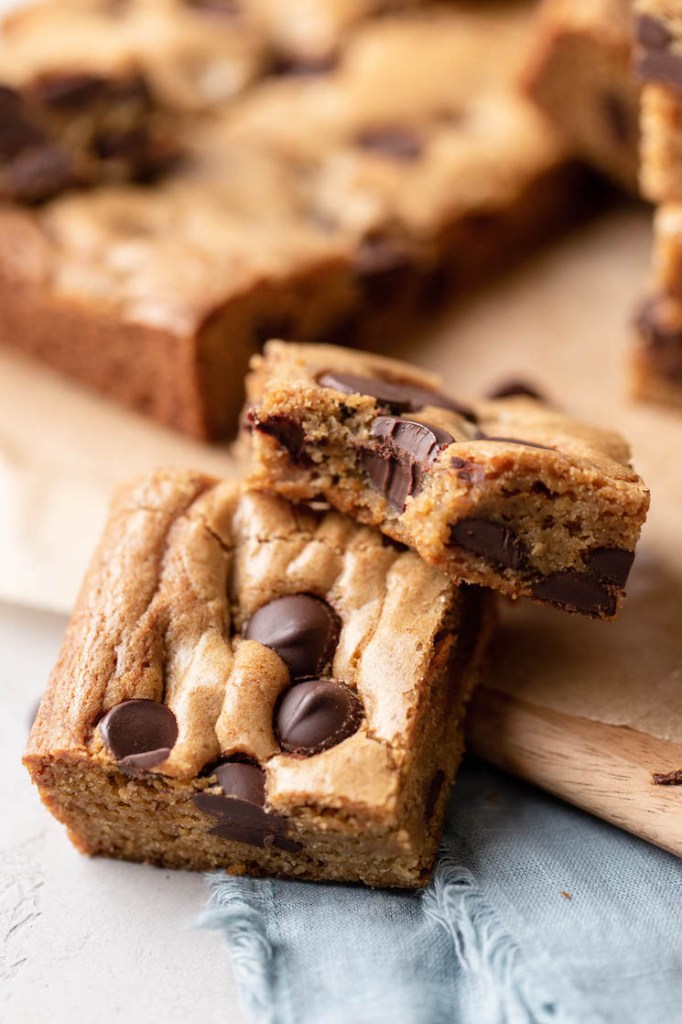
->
(247, 342, 649, 619)
(24, 471, 495, 888)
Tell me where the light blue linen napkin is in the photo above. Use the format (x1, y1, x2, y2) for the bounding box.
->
(201, 757, 682, 1024)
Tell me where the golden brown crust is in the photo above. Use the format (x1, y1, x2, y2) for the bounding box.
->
(25, 470, 495, 886)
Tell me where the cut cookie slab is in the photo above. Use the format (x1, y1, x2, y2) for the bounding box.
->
(247, 342, 650, 618)
(24, 471, 494, 887)
(524, 0, 639, 191)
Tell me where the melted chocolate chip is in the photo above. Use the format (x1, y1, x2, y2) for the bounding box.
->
(636, 13, 672, 49)
(275, 680, 362, 755)
(99, 699, 178, 770)
(245, 594, 340, 679)
(585, 547, 634, 588)
(194, 761, 299, 850)
(0, 111, 46, 161)
(360, 417, 453, 510)
(254, 415, 307, 461)
(28, 73, 109, 109)
(5, 144, 76, 201)
(450, 517, 527, 571)
(531, 570, 616, 617)
(354, 126, 423, 160)
(485, 379, 545, 402)
(317, 370, 477, 421)
(635, 39, 682, 87)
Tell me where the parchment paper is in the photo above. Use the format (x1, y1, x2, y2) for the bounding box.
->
(2, 206, 681, 742)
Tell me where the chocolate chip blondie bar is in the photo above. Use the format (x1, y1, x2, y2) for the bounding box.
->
(524, 0, 639, 191)
(0, 3, 580, 438)
(0, 0, 266, 201)
(24, 471, 494, 887)
(636, 2, 682, 202)
(247, 342, 649, 618)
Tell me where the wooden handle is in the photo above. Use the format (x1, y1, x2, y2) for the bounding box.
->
(467, 687, 682, 858)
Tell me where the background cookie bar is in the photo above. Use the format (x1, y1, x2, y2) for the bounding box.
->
(24, 471, 494, 888)
(0, 2, 582, 439)
(635, 2, 682, 202)
(632, 293, 682, 406)
(0, 0, 266, 201)
(524, 0, 639, 191)
(247, 342, 649, 618)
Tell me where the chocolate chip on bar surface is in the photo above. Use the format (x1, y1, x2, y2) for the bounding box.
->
(247, 341, 649, 619)
(24, 472, 495, 887)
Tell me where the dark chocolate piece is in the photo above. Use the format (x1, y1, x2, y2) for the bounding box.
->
(636, 44, 682, 88)
(652, 768, 682, 785)
(585, 547, 634, 588)
(254, 415, 307, 461)
(99, 698, 178, 770)
(360, 416, 453, 509)
(194, 761, 297, 849)
(450, 517, 527, 571)
(27, 73, 108, 109)
(245, 594, 340, 679)
(276, 679, 362, 755)
(354, 126, 423, 161)
(318, 370, 477, 421)
(636, 14, 672, 51)
(531, 570, 615, 617)
(4, 144, 76, 201)
(485, 379, 545, 402)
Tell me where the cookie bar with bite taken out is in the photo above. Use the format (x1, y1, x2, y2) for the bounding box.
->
(247, 341, 650, 619)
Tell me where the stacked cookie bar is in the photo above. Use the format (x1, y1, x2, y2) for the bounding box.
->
(25, 346, 649, 885)
(0, 0, 582, 439)
(634, 2, 682, 408)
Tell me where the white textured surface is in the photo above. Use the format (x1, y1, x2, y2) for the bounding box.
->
(0, 602, 247, 1024)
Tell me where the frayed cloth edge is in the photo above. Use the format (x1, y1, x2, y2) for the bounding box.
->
(197, 872, 277, 1024)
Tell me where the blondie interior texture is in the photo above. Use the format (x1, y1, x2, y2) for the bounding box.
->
(0, 2, 583, 439)
(247, 342, 650, 618)
(524, 0, 639, 191)
(24, 471, 494, 887)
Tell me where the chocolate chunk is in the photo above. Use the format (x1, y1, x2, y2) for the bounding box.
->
(194, 761, 296, 850)
(99, 699, 178, 770)
(485, 379, 545, 402)
(354, 126, 423, 160)
(652, 768, 682, 785)
(254, 415, 307, 461)
(636, 14, 672, 50)
(360, 416, 453, 509)
(585, 547, 634, 588)
(28, 73, 108, 109)
(531, 570, 616, 617)
(450, 456, 485, 484)
(275, 679, 362, 755)
(354, 235, 414, 305)
(317, 370, 477, 421)
(636, 47, 682, 87)
(5, 144, 76, 201)
(425, 770, 445, 822)
(450, 517, 527, 571)
(245, 594, 340, 679)
(0, 111, 46, 161)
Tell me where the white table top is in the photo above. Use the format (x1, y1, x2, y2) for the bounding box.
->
(0, 601, 247, 1024)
